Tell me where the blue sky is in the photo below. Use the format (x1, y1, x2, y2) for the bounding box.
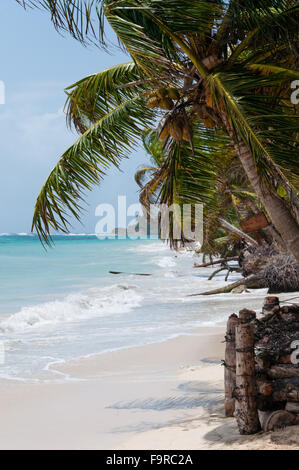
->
(0, 1, 149, 233)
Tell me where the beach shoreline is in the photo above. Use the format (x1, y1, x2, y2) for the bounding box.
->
(0, 327, 225, 450)
(0, 323, 298, 450)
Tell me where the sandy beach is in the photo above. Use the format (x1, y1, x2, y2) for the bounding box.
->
(0, 324, 298, 450)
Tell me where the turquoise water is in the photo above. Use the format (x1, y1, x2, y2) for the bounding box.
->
(0, 234, 259, 381)
(0, 235, 158, 315)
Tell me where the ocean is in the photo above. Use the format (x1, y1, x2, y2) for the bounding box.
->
(0, 234, 268, 381)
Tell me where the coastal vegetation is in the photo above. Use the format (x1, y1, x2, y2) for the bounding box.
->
(18, 1, 299, 291)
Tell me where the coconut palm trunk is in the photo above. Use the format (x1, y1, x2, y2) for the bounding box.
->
(232, 136, 299, 262)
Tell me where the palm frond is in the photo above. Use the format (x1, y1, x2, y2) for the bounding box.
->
(218, 0, 299, 45)
(32, 96, 154, 244)
(64, 61, 150, 132)
(209, 69, 299, 186)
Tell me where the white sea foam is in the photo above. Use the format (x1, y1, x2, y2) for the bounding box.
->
(128, 242, 170, 254)
(0, 285, 143, 333)
(67, 233, 89, 236)
(154, 257, 177, 268)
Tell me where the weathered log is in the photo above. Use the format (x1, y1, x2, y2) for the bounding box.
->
(258, 410, 272, 431)
(272, 378, 299, 402)
(235, 322, 260, 434)
(263, 410, 295, 432)
(188, 274, 260, 297)
(262, 296, 280, 316)
(109, 271, 152, 276)
(224, 314, 239, 417)
(219, 218, 259, 247)
(239, 309, 256, 324)
(279, 355, 292, 364)
(285, 402, 299, 414)
(256, 355, 271, 372)
(194, 256, 239, 269)
(267, 365, 299, 379)
(257, 377, 299, 402)
(257, 379, 273, 397)
(280, 304, 299, 323)
(256, 395, 283, 412)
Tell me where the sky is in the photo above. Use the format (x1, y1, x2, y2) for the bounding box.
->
(0, 0, 150, 234)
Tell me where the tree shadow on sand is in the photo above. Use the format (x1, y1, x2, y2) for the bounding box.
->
(107, 381, 223, 412)
(106, 380, 224, 435)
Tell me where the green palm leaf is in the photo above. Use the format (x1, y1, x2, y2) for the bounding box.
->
(65, 61, 150, 132)
(32, 96, 154, 244)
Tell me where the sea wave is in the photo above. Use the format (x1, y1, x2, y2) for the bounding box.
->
(154, 257, 177, 268)
(0, 284, 143, 333)
(128, 242, 170, 254)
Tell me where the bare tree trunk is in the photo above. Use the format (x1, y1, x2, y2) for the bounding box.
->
(222, 119, 299, 262)
(188, 274, 260, 296)
(224, 314, 239, 417)
(194, 256, 239, 268)
(219, 218, 259, 247)
(235, 322, 260, 434)
(234, 139, 299, 262)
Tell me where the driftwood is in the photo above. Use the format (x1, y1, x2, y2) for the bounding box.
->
(208, 267, 228, 281)
(235, 321, 260, 434)
(225, 267, 239, 281)
(208, 266, 240, 281)
(194, 256, 239, 269)
(285, 402, 299, 414)
(267, 365, 299, 379)
(260, 410, 295, 432)
(109, 271, 152, 276)
(239, 308, 256, 324)
(271, 378, 299, 402)
(224, 314, 239, 417)
(257, 379, 273, 397)
(188, 274, 260, 297)
(219, 218, 259, 247)
(262, 296, 280, 315)
(225, 299, 299, 435)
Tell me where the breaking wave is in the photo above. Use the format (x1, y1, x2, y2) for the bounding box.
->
(0, 285, 143, 333)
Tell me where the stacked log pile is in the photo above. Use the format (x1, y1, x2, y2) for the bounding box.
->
(224, 297, 299, 434)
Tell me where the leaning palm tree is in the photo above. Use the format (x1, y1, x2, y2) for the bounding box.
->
(136, 128, 276, 255)
(18, 1, 299, 260)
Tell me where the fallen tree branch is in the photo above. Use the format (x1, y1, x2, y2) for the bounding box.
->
(109, 271, 152, 276)
(208, 267, 228, 281)
(219, 218, 259, 247)
(194, 256, 239, 269)
(187, 274, 260, 297)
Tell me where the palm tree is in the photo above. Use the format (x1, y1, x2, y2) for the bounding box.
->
(18, 1, 299, 260)
(136, 129, 276, 255)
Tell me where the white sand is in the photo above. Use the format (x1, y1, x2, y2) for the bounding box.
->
(0, 326, 297, 450)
